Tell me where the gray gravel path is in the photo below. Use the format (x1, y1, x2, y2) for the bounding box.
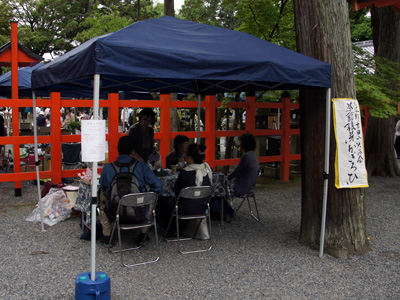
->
(0, 175, 398, 300)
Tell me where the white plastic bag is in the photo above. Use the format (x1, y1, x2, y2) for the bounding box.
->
(26, 188, 72, 226)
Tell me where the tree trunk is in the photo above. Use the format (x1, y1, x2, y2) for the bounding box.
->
(164, 0, 175, 17)
(365, 115, 400, 176)
(365, 6, 400, 177)
(294, 0, 370, 258)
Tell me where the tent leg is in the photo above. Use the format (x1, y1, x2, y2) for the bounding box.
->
(90, 74, 101, 281)
(319, 88, 331, 258)
(33, 91, 45, 232)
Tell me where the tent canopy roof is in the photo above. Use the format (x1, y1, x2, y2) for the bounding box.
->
(32, 16, 331, 94)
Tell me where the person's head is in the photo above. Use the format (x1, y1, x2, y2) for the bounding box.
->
(186, 143, 206, 165)
(174, 135, 189, 154)
(117, 135, 135, 156)
(138, 108, 156, 129)
(239, 133, 256, 153)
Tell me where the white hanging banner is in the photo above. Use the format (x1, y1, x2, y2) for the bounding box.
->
(81, 120, 106, 162)
(332, 98, 369, 189)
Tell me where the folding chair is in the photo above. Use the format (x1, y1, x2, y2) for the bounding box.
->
(233, 170, 261, 222)
(6, 149, 27, 172)
(234, 191, 260, 222)
(165, 186, 213, 254)
(108, 192, 160, 267)
(61, 143, 85, 169)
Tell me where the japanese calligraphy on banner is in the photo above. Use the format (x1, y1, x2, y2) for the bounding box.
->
(332, 98, 369, 189)
(81, 120, 106, 162)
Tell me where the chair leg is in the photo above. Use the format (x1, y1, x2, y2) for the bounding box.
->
(220, 197, 224, 225)
(164, 214, 174, 241)
(234, 196, 247, 216)
(109, 219, 160, 267)
(234, 193, 260, 222)
(179, 217, 212, 255)
(248, 194, 260, 222)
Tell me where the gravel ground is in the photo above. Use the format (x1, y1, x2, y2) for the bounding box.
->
(0, 175, 398, 300)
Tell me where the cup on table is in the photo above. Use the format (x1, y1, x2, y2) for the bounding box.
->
(171, 165, 178, 174)
(178, 161, 185, 169)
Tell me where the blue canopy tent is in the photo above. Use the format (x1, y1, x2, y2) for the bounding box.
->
(0, 63, 42, 98)
(32, 17, 330, 94)
(31, 16, 332, 279)
(0, 63, 111, 99)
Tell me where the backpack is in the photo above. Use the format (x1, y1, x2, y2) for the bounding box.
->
(105, 160, 147, 223)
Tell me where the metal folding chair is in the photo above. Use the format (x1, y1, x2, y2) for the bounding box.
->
(165, 186, 213, 254)
(61, 143, 85, 169)
(6, 149, 27, 172)
(108, 192, 160, 267)
(234, 190, 260, 222)
(233, 170, 261, 222)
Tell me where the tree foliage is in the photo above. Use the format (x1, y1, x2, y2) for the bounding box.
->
(237, 0, 295, 49)
(4, 0, 161, 59)
(0, 0, 12, 45)
(354, 46, 400, 118)
(350, 7, 373, 42)
(179, 0, 295, 48)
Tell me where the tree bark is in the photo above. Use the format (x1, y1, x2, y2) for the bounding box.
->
(163, 0, 177, 141)
(164, 0, 175, 17)
(294, 0, 370, 258)
(365, 6, 400, 177)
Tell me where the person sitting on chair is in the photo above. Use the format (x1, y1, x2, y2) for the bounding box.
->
(165, 134, 189, 169)
(227, 133, 259, 197)
(156, 144, 212, 230)
(36, 111, 47, 127)
(99, 135, 162, 246)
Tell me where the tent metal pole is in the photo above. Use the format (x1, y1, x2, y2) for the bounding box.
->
(32, 91, 45, 232)
(319, 88, 331, 258)
(197, 94, 201, 143)
(90, 74, 100, 281)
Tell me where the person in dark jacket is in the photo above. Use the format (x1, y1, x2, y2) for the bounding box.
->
(127, 108, 156, 163)
(227, 133, 259, 197)
(165, 134, 189, 169)
(36, 111, 47, 127)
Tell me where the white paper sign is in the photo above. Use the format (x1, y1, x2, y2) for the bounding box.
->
(81, 120, 106, 162)
(333, 98, 368, 188)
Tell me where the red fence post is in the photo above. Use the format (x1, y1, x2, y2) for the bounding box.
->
(11, 21, 22, 194)
(159, 94, 170, 168)
(205, 95, 216, 169)
(245, 95, 256, 135)
(108, 93, 120, 162)
(280, 97, 291, 182)
(51, 92, 62, 184)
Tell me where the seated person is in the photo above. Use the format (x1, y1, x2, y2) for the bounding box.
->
(156, 144, 212, 230)
(165, 134, 189, 169)
(99, 135, 162, 245)
(227, 133, 259, 197)
(36, 111, 47, 127)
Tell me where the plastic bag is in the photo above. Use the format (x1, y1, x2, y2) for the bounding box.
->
(78, 167, 93, 184)
(78, 167, 99, 184)
(26, 188, 72, 226)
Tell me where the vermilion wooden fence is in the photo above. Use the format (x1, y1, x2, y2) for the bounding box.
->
(0, 91, 373, 197)
(0, 93, 302, 192)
